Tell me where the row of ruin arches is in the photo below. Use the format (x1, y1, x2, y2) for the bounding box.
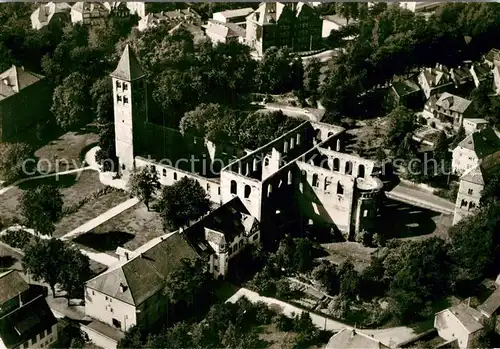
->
(311, 173, 344, 194)
(331, 159, 365, 178)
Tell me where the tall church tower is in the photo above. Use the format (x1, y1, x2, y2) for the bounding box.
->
(110, 44, 147, 177)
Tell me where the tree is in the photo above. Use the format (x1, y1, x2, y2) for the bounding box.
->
(312, 260, 339, 294)
(338, 260, 360, 300)
(128, 165, 160, 211)
(449, 203, 500, 282)
(480, 172, 500, 206)
(0, 142, 34, 182)
(90, 76, 113, 123)
(18, 185, 63, 236)
(304, 57, 321, 102)
(117, 326, 145, 349)
(158, 177, 211, 230)
(163, 258, 213, 309)
(180, 103, 229, 138)
(293, 238, 314, 273)
(386, 106, 416, 155)
(58, 245, 92, 302)
(434, 130, 449, 163)
(256, 47, 295, 93)
(51, 72, 91, 130)
(23, 239, 66, 296)
(95, 122, 117, 172)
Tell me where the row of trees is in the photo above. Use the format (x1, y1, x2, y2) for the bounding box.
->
(128, 168, 211, 231)
(180, 106, 303, 150)
(321, 3, 500, 118)
(119, 296, 327, 349)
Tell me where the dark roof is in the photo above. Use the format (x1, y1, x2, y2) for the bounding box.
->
(457, 127, 500, 158)
(110, 44, 146, 81)
(478, 288, 500, 317)
(86, 232, 199, 306)
(185, 197, 259, 247)
(391, 79, 420, 97)
(0, 271, 29, 304)
(0, 295, 57, 349)
(0, 66, 44, 101)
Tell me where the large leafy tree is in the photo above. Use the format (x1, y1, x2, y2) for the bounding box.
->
(90, 76, 114, 123)
(128, 165, 160, 211)
(58, 245, 92, 301)
(0, 142, 34, 182)
(51, 72, 91, 130)
(256, 46, 296, 94)
(158, 177, 211, 230)
(18, 185, 63, 237)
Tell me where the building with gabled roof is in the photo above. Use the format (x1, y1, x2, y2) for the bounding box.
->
(325, 328, 389, 349)
(137, 8, 201, 32)
(71, 2, 109, 26)
(0, 65, 52, 142)
(30, 2, 71, 30)
(85, 231, 201, 332)
(205, 20, 246, 45)
(245, 2, 322, 56)
(213, 7, 254, 27)
(435, 303, 485, 349)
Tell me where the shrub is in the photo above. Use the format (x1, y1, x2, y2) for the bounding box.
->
(0, 230, 36, 250)
(357, 230, 372, 247)
(418, 115, 427, 125)
(373, 233, 386, 247)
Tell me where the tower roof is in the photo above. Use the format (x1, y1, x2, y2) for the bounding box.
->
(110, 44, 146, 81)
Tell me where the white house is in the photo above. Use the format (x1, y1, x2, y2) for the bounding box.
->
(325, 328, 390, 349)
(452, 127, 500, 175)
(212, 7, 254, 27)
(70, 2, 109, 26)
(321, 15, 353, 38)
(30, 2, 71, 30)
(435, 303, 484, 349)
(205, 20, 246, 45)
(399, 2, 444, 12)
(462, 118, 489, 136)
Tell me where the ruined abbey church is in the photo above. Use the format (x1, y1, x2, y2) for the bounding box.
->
(111, 45, 384, 241)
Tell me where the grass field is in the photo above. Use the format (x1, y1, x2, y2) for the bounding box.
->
(74, 202, 165, 252)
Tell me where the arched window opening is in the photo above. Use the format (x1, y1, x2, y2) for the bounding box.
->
(230, 180, 237, 194)
(324, 178, 331, 192)
(267, 184, 272, 197)
(336, 138, 341, 151)
(264, 157, 270, 166)
(206, 183, 210, 191)
(173, 172, 178, 180)
(333, 158, 340, 171)
(287, 171, 292, 185)
(358, 164, 365, 178)
(337, 182, 344, 195)
(244, 185, 251, 199)
(162, 169, 167, 176)
(461, 199, 467, 208)
(296, 133, 301, 145)
(290, 138, 295, 149)
(345, 161, 353, 175)
(312, 173, 319, 187)
(328, 132, 333, 137)
(284, 141, 289, 153)
(468, 202, 476, 210)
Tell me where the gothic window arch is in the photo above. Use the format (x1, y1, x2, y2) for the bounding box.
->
(230, 180, 237, 194)
(312, 173, 319, 187)
(244, 185, 251, 199)
(345, 161, 353, 175)
(337, 182, 344, 195)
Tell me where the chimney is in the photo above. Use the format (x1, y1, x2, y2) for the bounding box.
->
(119, 283, 128, 292)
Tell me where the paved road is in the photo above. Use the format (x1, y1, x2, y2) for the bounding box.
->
(0, 167, 92, 195)
(301, 49, 338, 63)
(387, 181, 455, 215)
(227, 288, 416, 347)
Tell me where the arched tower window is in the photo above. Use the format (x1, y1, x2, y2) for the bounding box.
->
(230, 180, 237, 194)
(337, 182, 344, 195)
(358, 164, 365, 178)
(312, 173, 319, 187)
(333, 158, 340, 171)
(244, 185, 251, 199)
(324, 177, 331, 191)
(345, 161, 353, 175)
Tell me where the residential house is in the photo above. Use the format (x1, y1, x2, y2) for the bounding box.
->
(390, 77, 423, 109)
(30, 2, 71, 30)
(184, 197, 260, 278)
(418, 63, 474, 99)
(137, 8, 201, 32)
(212, 8, 254, 28)
(85, 232, 203, 332)
(321, 15, 355, 38)
(103, 2, 146, 18)
(451, 126, 500, 175)
(469, 62, 492, 89)
(483, 48, 500, 68)
(0, 65, 52, 142)
(462, 118, 489, 136)
(71, 2, 109, 26)
(205, 20, 246, 45)
(453, 150, 500, 225)
(325, 328, 390, 349)
(0, 271, 58, 349)
(435, 303, 484, 349)
(399, 2, 444, 12)
(422, 93, 473, 131)
(477, 288, 500, 321)
(245, 2, 323, 56)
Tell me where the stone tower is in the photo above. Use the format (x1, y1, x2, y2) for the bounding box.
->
(110, 44, 147, 177)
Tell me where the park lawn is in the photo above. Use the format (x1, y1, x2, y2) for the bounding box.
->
(0, 170, 107, 226)
(320, 241, 376, 271)
(34, 127, 99, 174)
(73, 202, 165, 253)
(53, 189, 130, 238)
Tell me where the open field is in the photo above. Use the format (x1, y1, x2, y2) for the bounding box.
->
(73, 203, 164, 253)
(34, 127, 99, 174)
(320, 241, 376, 271)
